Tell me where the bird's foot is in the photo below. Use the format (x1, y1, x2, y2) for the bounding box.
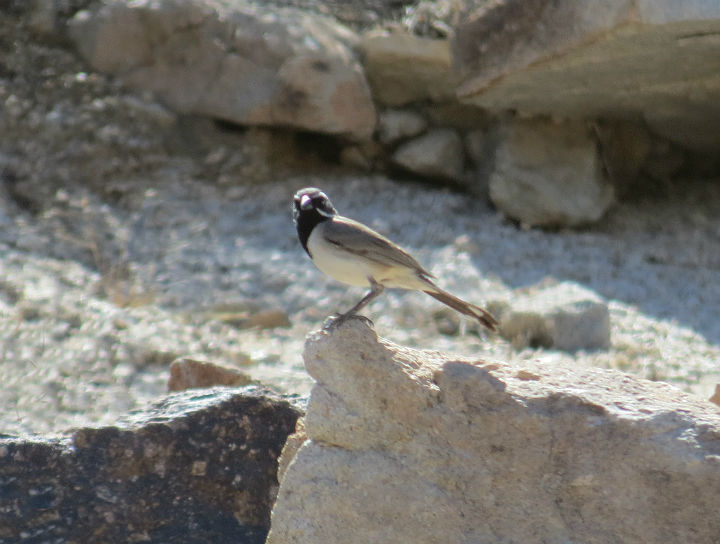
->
(322, 313, 373, 331)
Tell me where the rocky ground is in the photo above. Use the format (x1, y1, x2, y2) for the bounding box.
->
(1, 3, 719, 437)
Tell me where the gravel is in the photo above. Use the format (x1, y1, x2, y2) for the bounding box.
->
(2, 174, 720, 437)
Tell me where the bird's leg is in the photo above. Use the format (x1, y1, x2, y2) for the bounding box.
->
(344, 278, 384, 317)
(324, 278, 384, 329)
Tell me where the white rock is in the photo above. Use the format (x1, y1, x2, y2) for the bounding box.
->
(268, 319, 720, 544)
(500, 281, 611, 351)
(489, 118, 614, 226)
(377, 109, 427, 144)
(454, 0, 720, 153)
(69, 0, 376, 139)
(392, 128, 464, 180)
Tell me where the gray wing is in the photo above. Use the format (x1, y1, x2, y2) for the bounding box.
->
(323, 216, 434, 277)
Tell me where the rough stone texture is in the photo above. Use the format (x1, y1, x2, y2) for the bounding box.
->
(168, 358, 253, 392)
(68, 0, 376, 139)
(0, 387, 302, 544)
(499, 281, 611, 351)
(392, 128, 465, 181)
(267, 318, 720, 544)
(453, 0, 720, 153)
(276, 418, 307, 485)
(489, 118, 615, 227)
(377, 109, 428, 145)
(360, 30, 457, 106)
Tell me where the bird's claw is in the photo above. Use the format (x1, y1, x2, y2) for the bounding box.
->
(322, 313, 373, 331)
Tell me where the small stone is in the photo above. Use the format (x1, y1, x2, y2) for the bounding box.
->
(500, 282, 611, 352)
(432, 308, 460, 336)
(191, 460, 207, 476)
(377, 109, 427, 144)
(168, 358, 252, 392)
(240, 309, 290, 330)
(515, 369, 541, 381)
(392, 128, 464, 181)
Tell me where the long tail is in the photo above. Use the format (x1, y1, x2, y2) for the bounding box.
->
(424, 287, 498, 332)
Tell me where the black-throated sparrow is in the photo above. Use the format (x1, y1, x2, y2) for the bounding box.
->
(293, 187, 498, 331)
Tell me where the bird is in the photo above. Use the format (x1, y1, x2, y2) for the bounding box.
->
(292, 187, 498, 331)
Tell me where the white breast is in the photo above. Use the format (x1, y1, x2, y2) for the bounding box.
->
(307, 226, 374, 287)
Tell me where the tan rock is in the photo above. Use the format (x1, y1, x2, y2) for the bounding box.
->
(168, 358, 252, 392)
(277, 418, 306, 485)
(454, 0, 720, 152)
(710, 384, 720, 407)
(69, 0, 376, 139)
(361, 31, 457, 106)
(268, 318, 720, 544)
(243, 309, 291, 330)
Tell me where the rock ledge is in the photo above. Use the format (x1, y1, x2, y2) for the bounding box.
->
(269, 318, 720, 544)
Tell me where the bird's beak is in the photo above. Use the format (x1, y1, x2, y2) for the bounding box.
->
(300, 195, 312, 210)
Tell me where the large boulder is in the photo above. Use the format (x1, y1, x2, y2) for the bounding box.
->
(489, 118, 615, 227)
(268, 318, 720, 544)
(68, 0, 376, 139)
(453, 0, 720, 153)
(0, 387, 302, 543)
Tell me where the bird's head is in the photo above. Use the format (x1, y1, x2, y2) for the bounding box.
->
(293, 187, 337, 224)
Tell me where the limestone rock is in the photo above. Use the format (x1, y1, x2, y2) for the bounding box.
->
(377, 109, 428, 145)
(168, 358, 252, 392)
(454, 0, 720, 153)
(392, 128, 464, 181)
(361, 31, 457, 106)
(500, 282, 611, 351)
(1, 388, 302, 543)
(69, 0, 376, 139)
(268, 318, 720, 544)
(489, 118, 614, 227)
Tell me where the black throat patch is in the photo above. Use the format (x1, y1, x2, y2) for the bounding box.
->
(295, 208, 330, 256)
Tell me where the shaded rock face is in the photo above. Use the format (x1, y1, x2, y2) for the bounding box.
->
(69, 0, 376, 139)
(360, 31, 457, 106)
(268, 319, 720, 544)
(0, 388, 302, 544)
